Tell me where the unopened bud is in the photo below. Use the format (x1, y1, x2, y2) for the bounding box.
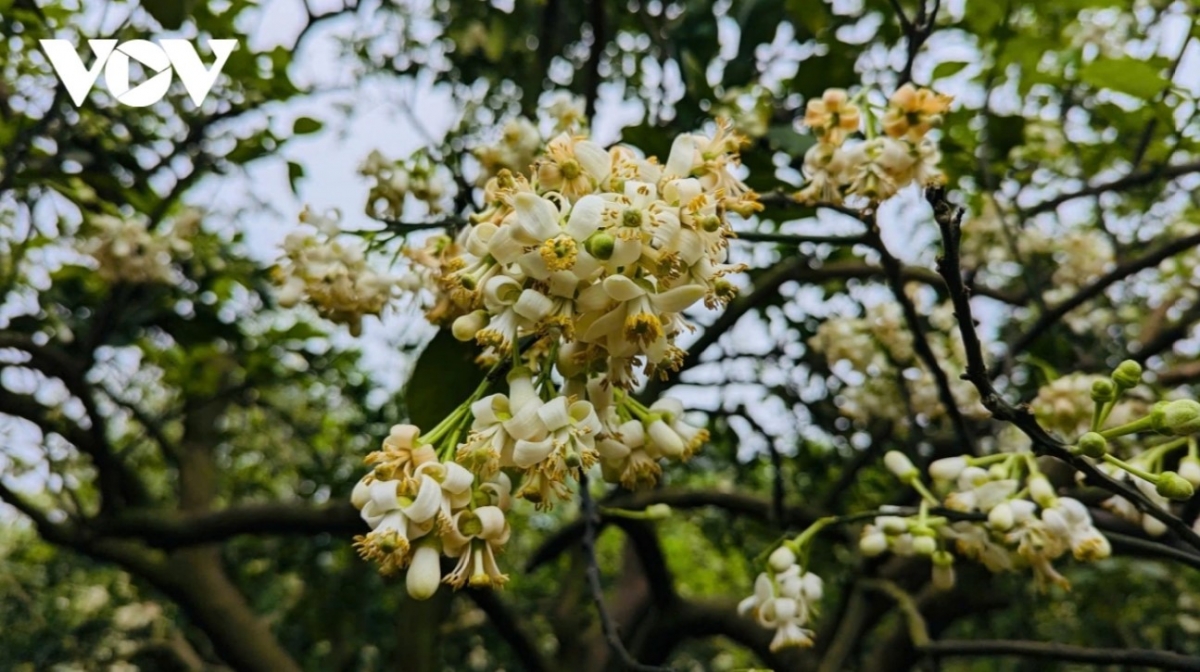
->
(1112, 360, 1143, 390)
(1178, 456, 1200, 488)
(912, 534, 937, 556)
(452, 310, 488, 341)
(406, 544, 442, 600)
(884, 451, 919, 484)
(987, 502, 1015, 531)
(931, 550, 955, 590)
(769, 545, 798, 573)
(1156, 471, 1195, 501)
(929, 456, 969, 482)
(584, 231, 616, 260)
(1074, 432, 1108, 459)
(860, 530, 888, 556)
(878, 516, 909, 535)
(1091, 379, 1116, 403)
(1153, 399, 1200, 437)
(1029, 474, 1056, 508)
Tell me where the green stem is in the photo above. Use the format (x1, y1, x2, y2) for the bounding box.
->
(911, 479, 941, 506)
(1102, 453, 1161, 484)
(1100, 415, 1157, 439)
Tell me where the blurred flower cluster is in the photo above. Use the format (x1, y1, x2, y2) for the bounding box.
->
(798, 84, 951, 204)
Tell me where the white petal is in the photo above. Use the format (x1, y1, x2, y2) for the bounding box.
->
(649, 397, 685, 420)
(619, 419, 646, 448)
(507, 372, 539, 411)
(474, 505, 508, 539)
(351, 477, 372, 509)
(603, 274, 647, 301)
(565, 195, 605, 240)
(597, 438, 631, 461)
(650, 284, 706, 313)
(648, 419, 685, 458)
(471, 394, 507, 426)
(664, 177, 702, 205)
(402, 475, 442, 523)
(576, 281, 613, 312)
(513, 437, 555, 468)
(503, 402, 547, 441)
(368, 479, 402, 512)
(665, 134, 697, 178)
(515, 192, 561, 241)
(487, 224, 527, 265)
(537, 397, 573, 431)
(575, 141, 611, 180)
(610, 236, 642, 266)
(582, 305, 626, 342)
(440, 462, 475, 494)
(513, 288, 554, 322)
(548, 270, 580, 298)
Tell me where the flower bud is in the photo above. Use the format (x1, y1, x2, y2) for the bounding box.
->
(1074, 432, 1108, 459)
(878, 516, 909, 535)
(1112, 360, 1143, 390)
(406, 544, 442, 600)
(584, 231, 616, 260)
(1156, 471, 1195, 501)
(1091, 379, 1116, 403)
(1029, 474, 1056, 508)
(987, 501, 1015, 531)
(1179, 456, 1200, 488)
(929, 456, 969, 482)
(1153, 399, 1200, 437)
(769, 545, 798, 573)
(452, 310, 488, 342)
(884, 451, 919, 484)
(912, 534, 937, 556)
(860, 530, 888, 557)
(931, 550, 955, 591)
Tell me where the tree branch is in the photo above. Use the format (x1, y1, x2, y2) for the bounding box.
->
(920, 639, 1200, 671)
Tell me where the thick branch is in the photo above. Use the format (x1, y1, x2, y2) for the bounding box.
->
(920, 639, 1200, 671)
(1022, 160, 1200, 217)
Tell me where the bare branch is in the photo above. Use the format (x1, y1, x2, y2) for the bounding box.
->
(920, 639, 1200, 670)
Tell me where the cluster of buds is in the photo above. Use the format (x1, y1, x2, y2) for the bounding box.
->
(351, 422, 514, 597)
(868, 451, 1111, 591)
(798, 84, 951, 204)
(273, 207, 400, 336)
(360, 150, 454, 218)
(81, 211, 198, 285)
(738, 539, 825, 652)
(1068, 361, 1200, 534)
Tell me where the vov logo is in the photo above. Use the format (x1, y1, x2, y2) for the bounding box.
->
(40, 39, 237, 107)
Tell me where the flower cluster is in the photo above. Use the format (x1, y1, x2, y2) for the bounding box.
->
(273, 207, 400, 335)
(81, 212, 198, 285)
(351, 423, 514, 595)
(797, 85, 951, 205)
(738, 544, 825, 652)
(360, 150, 455, 218)
(348, 121, 760, 597)
(808, 301, 988, 426)
(866, 450, 1112, 592)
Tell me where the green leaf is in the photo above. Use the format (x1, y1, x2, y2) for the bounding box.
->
(1078, 57, 1168, 100)
(287, 161, 304, 195)
(932, 61, 970, 81)
(143, 0, 192, 30)
(765, 125, 815, 158)
(404, 330, 485, 429)
(292, 117, 324, 135)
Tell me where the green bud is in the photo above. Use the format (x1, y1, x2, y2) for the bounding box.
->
(1091, 379, 1116, 403)
(1153, 399, 1200, 437)
(1156, 471, 1195, 501)
(584, 231, 616, 260)
(1073, 432, 1108, 459)
(1112, 360, 1143, 390)
(912, 535, 937, 556)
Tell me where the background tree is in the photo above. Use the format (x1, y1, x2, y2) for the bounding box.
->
(2, 0, 1200, 671)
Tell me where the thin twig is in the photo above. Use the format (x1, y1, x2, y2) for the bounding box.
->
(578, 471, 672, 672)
(919, 639, 1200, 670)
(926, 186, 1200, 551)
